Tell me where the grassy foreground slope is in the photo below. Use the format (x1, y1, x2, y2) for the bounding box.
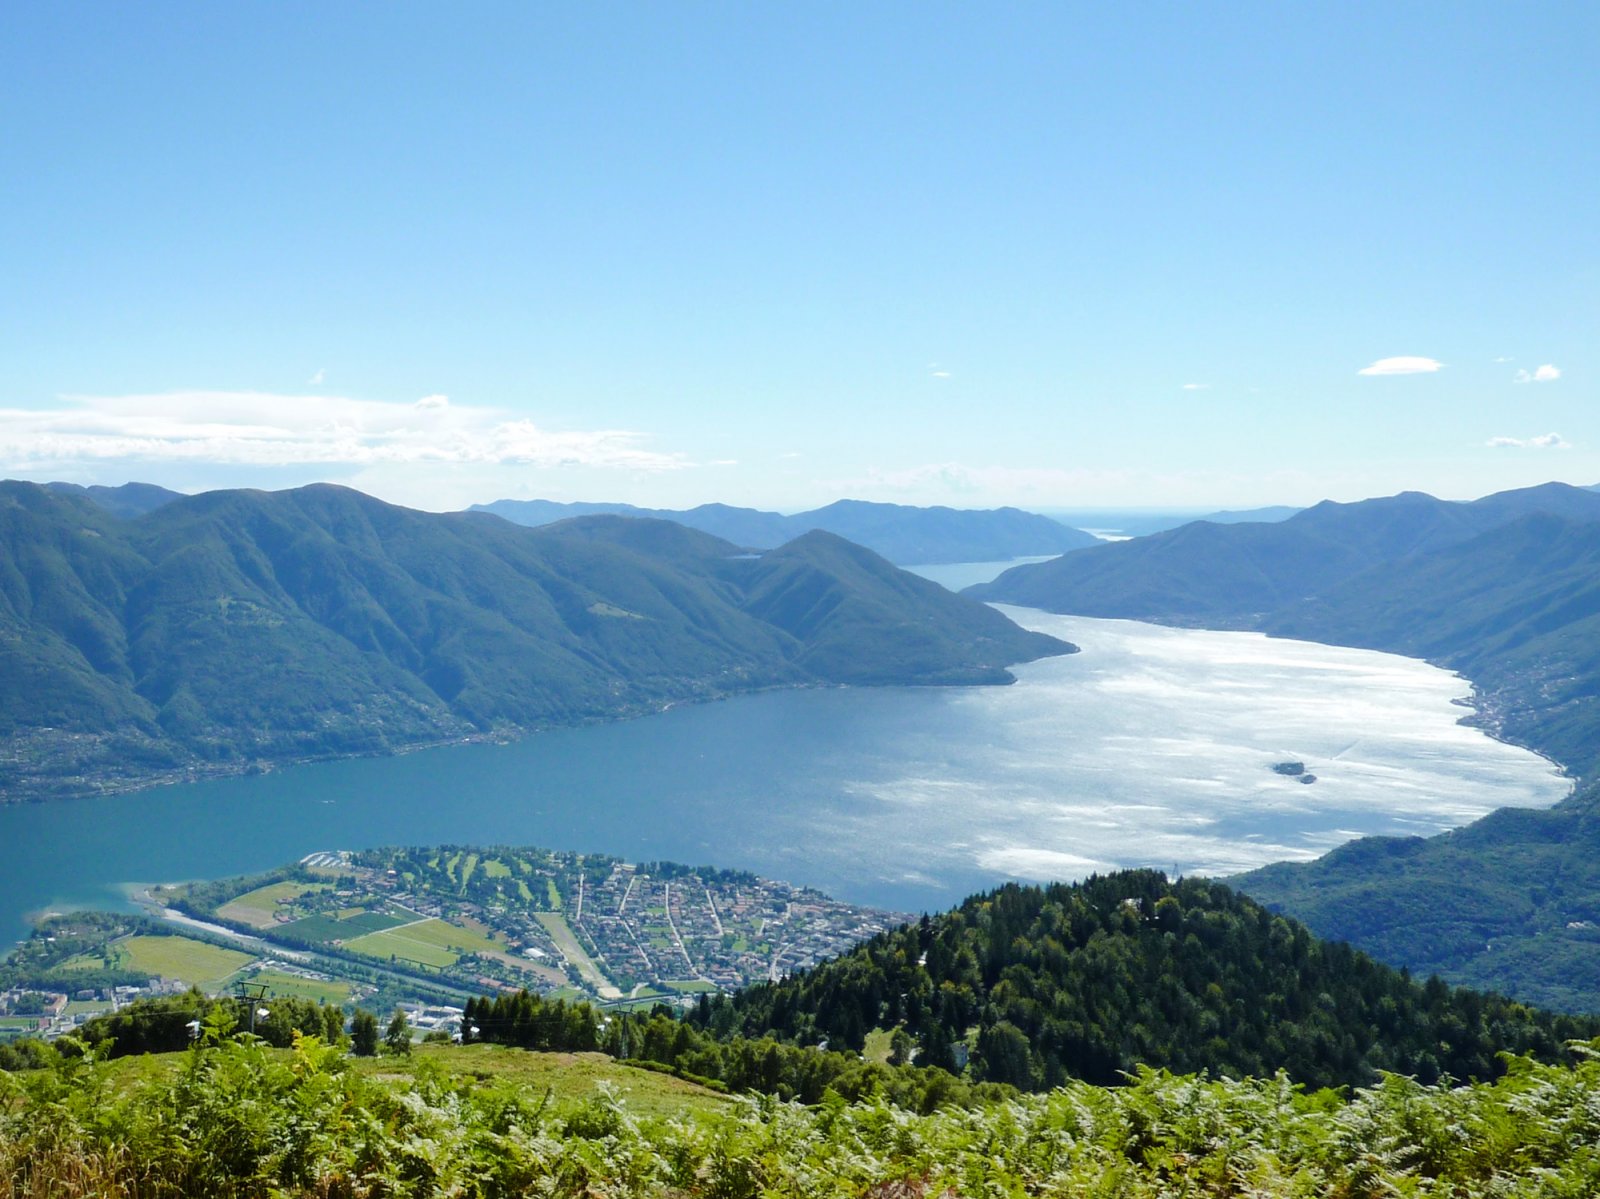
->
(6, 1036, 1600, 1196)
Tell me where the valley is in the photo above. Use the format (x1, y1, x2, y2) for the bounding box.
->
(6, 9, 1594, 1190)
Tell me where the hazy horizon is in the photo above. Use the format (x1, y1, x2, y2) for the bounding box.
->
(20, 474, 1597, 522)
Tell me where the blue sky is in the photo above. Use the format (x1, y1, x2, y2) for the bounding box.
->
(2, 3, 1594, 511)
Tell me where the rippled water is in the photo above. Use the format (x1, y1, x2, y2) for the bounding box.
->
(0, 607, 1568, 937)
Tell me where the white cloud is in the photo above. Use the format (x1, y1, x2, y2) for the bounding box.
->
(1486, 432, 1570, 449)
(1181, 383, 1210, 391)
(1358, 356, 1444, 376)
(1493, 356, 1513, 363)
(308, 368, 325, 385)
(1514, 364, 1561, 383)
(0, 391, 688, 472)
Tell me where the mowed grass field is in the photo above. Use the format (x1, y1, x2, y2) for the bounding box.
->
(217, 881, 326, 928)
(249, 969, 354, 1006)
(366, 1044, 733, 1119)
(276, 910, 407, 944)
(99, 1043, 731, 1122)
(343, 918, 503, 969)
(116, 935, 256, 989)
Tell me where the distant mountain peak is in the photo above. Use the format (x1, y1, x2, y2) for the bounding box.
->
(471, 496, 1099, 564)
(43, 480, 185, 520)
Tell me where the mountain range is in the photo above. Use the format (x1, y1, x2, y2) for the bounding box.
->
(0, 480, 1069, 803)
(1040, 504, 1303, 537)
(971, 482, 1600, 625)
(471, 497, 1101, 564)
(969, 481, 1600, 775)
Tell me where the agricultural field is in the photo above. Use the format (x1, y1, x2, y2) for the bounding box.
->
(114, 935, 255, 989)
(243, 968, 355, 1006)
(215, 881, 327, 928)
(660, 979, 718, 994)
(343, 918, 504, 970)
(274, 909, 408, 944)
(536, 912, 619, 997)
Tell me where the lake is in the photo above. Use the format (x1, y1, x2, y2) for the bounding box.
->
(0, 604, 1569, 940)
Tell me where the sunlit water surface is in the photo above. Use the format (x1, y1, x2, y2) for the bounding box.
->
(0, 598, 1568, 938)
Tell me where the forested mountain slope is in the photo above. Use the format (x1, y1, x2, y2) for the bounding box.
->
(0, 480, 1068, 802)
(472, 495, 1101, 564)
(971, 484, 1600, 796)
(969, 481, 1600, 626)
(692, 871, 1598, 1091)
(1264, 511, 1600, 778)
(1238, 782, 1600, 1013)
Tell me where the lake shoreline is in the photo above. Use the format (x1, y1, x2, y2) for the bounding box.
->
(7, 615, 1567, 814)
(0, 611, 1571, 944)
(992, 604, 1580, 794)
(0, 680, 841, 810)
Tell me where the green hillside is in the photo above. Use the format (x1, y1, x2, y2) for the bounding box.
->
(1265, 512, 1600, 778)
(692, 871, 1599, 1091)
(0, 480, 1069, 802)
(1238, 782, 1600, 1013)
(969, 481, 1600, 627)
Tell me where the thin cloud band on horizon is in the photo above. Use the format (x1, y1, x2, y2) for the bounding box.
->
(0, 390, 690, 472)
(1486, 433, 1570, 450)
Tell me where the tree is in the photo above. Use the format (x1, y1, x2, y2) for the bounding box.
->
(976, 1020, 1036, 1089)
(385, 1008, 412, 1055)
(351, 1009, 379, 1057)
(321, 1003, 347, 1046)
(888, 1027, 915, 1066)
